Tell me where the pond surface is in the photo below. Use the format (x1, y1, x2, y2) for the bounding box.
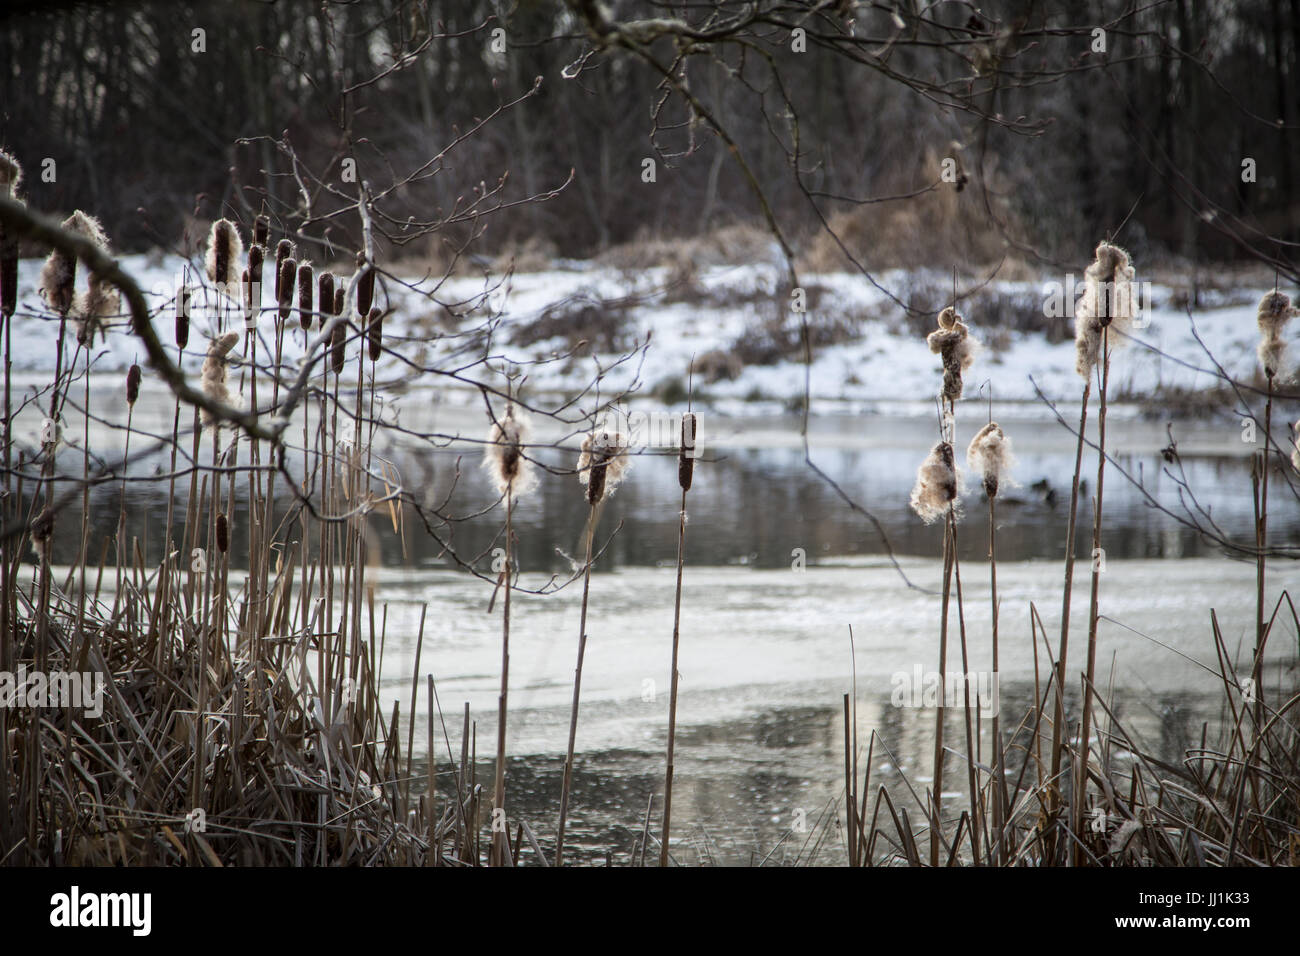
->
(14, 383, 1300, 864)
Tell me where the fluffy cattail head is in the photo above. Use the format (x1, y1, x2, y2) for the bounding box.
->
(1075, 240, 1136, 379)
(910, 441, 959, 523)
(277, 257, 296, 323)
(30, 507, 54, 562)
(200, 331, 242, 428)
(205, 218, 244, 290)
(366, 307, 383, 361)
(253, 215, 270, 248)
(38, 211, 105, 318)
(577, 430, 631, 504)
(483, 404, 536, 498)
(68, 212, 117, 344)
(926, 307, 977, 403)
(126, 363, 141, 405)
(298, 262, 314, 330)
(678, 413, 697, 491)
(355, 252, 375, 316)
(0, 150, 21, 195)
(1255, 290, 1297, 380)
(966, 422, 1014, 499)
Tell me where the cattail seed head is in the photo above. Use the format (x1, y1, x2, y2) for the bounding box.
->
(31, 507, 53, 562)
(175, 277, 191, 350)
(330, 319, 347, 375)
(366, 307, 383, 361)
(1255, 290, 1296, 380)
(126, 363, 141, 405)
(205, 218, 244, 290)
(318, 272, 335, 319)
(333, 286, 345, 317)
(577, 430, 630, 505)
(298, 262, 314, 329)
(0, 150, 21, 194)
(276, 257, 296, 324)
(274, 239, 294, 299)
(216, 513, 229, 553)
(1292, 419, 1300, 473)
(40, 211, 108, 319)
(910, 441, 958, 524)
(926, 307, 977, 403)
(253, 215, 270, 248)
(1075, 240, 1136, 379)
(678, 413, 697, 491)
(967, 422, 1014, 499)
(356, 252, 375, 316)
(200, 331, 242, 428)
(246, 243, 264, 320)
(483, 404, 536, 498)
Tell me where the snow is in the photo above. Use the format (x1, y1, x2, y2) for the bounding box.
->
(7, 253, 1271, 417)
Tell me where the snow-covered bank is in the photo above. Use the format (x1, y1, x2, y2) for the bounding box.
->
(7, 253, 1274, 417)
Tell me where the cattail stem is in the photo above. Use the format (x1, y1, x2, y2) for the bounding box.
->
(556, 502, 598, 867)
(1074, 327, 1110, 863)
(987, 495, 1007, 865)
(1252, 376, 1273, 734)
(931, 506, 955, 866)
(660, 482, 689, 867)
(1049, 378, 1090, 859)
(491, 490, 513, 867)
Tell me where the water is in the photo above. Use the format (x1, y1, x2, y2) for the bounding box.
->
(14, 384, 1300, 864)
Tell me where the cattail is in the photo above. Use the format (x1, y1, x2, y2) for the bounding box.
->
(1075, 240, 1136, 379)
(577, 430, 631, 505)
(126, 363, 141, 405)
(216, 513, 229, 553)
(0, 150, 21, 195)
(330, 319, 347, 375)
(205, 218, 244, 293)
(39, 210, 106, 318)
(246, 243, 264, 322)
(0, 151, 20, 320)
(298, 262, 314, 329)
(355, 252, 374, 316)
(926, 306, 977, 403)
(678, 413, 697, 491)
(1255, 291, 1296, 380)
(70, 212, 117, 344)
(333, 286, 345, 317)
(30, 507, 53, 562)
(200, 331, 242, 427)
(318, 272, 335, 319)
(253, 214, 270, 248)
(366, 307, 383, 361)
(967, 422, 1014, 499)
(277, 257, 296, 324)
(274, 239, 294, 299)
(1291, 419, 1300, 473)
(175, 274, 191, 349)
(910, 441, 958, 524)
(483, 404, 536, 497)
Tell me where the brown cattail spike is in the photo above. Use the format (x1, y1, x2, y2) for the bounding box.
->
(333, 286, 345, 317)
(253, 215, 270, 248)
(318, 272, 335, 321)
(678, 413, 696, 491)
(356, 251, 375, 316)
(216, 513, 229, 553)
(367, 307, 383, 361)
(274, 239, 294, 299)
(926, 307, 977, 404)
(175, 270, 191, 349)
(277, 257, 296, 323)
(247, 244, 264, 321)
(126, 363, 142, 405)
(298, 262, 314, 330)
(330, 320, 347, 375)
